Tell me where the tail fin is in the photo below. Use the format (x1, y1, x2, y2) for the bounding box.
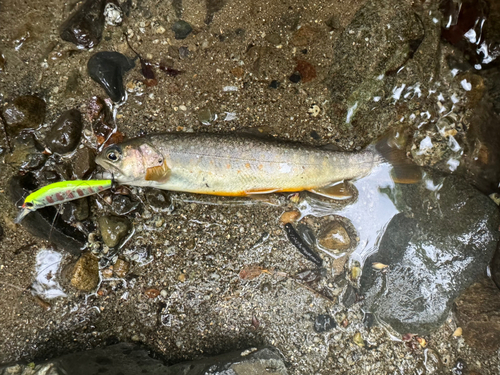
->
(375, 129, 422, 184)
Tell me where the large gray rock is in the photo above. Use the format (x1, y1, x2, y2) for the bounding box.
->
(0, 344, 287, 375)
(360, 174, 500, 334)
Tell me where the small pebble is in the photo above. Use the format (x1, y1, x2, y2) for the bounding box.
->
(289, 72, 301, 83)
(70, 252, 99, 291)
(172, 20, 192, 40)
(314, 314, 336, 333)
(104, 2, 123, 26)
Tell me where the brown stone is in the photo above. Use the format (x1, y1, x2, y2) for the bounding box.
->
(318, 222, 351, 251)
(454, 278, 500, 352)
(295, 60, 316, 83)
(114, 258, 130, 278)
(291, 25, 318, 47)
(70, 252, 99, 291)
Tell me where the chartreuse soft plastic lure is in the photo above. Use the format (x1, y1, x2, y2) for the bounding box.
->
(15, 180, 113, 224)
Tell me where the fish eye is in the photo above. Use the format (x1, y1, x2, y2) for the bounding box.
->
(106, 148, 122, 162)
(25, 202, 34, 208)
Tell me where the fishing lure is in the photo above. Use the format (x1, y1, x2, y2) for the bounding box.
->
(15, 179, 113, 224)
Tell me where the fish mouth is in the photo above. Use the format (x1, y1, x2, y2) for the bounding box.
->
(94, 158, 126, 182)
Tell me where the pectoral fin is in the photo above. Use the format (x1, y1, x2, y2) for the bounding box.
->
(308, 181, 353, 200)
(145, 161, 171, 183)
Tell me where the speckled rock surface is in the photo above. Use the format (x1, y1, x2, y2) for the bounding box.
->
(360, 174, 500, 334)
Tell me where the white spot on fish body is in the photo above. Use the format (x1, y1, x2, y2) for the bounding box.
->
(279, 163, 292, 173)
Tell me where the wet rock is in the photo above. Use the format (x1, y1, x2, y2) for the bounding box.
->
(171, 20, 192, 40)
(318, 222, 350, 251)
(111, 195, 141, 215)
(326, 0, 425, 131)
(144, 188, 172, 212)
(0, 344, 287, 375)
(360, 174, 500, 335)
(70, 252, 99, 291)
(98, 215, 131, 248)
(454, 278, 500, 352)
(44, 109, 83, 154)
(104, 2, 123, 26)
(5, 133, 47, 170)
(87, 52, 135, 103)
(72, 147, 96, 179)
(88, 96, 115, 145)
(313, 314, 336, 333)
(59, 0, 106, 49)
(3, 95, 46, 134)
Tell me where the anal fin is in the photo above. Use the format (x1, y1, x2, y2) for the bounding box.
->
(308, 181, 353, 200)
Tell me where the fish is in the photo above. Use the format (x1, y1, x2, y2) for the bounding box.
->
(15, 179, 113, 223)
(95, 132, 419, 197)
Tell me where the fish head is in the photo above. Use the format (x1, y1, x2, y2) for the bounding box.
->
(96, 141, 165, 184)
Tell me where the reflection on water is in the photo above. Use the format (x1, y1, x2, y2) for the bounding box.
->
(297, 162, 401, 268)
(32, 249, 66, 299)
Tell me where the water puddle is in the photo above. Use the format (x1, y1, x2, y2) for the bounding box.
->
(31, 248, 66, 299)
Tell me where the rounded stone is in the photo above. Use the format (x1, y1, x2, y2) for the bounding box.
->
(70, 252, 99, 291)
(172, 20, 192, 40)
(98, 215, 131, 248)
(87, 52, 135, 103)
(44, 109, 83, 154)
(318, 222, 351, 250)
